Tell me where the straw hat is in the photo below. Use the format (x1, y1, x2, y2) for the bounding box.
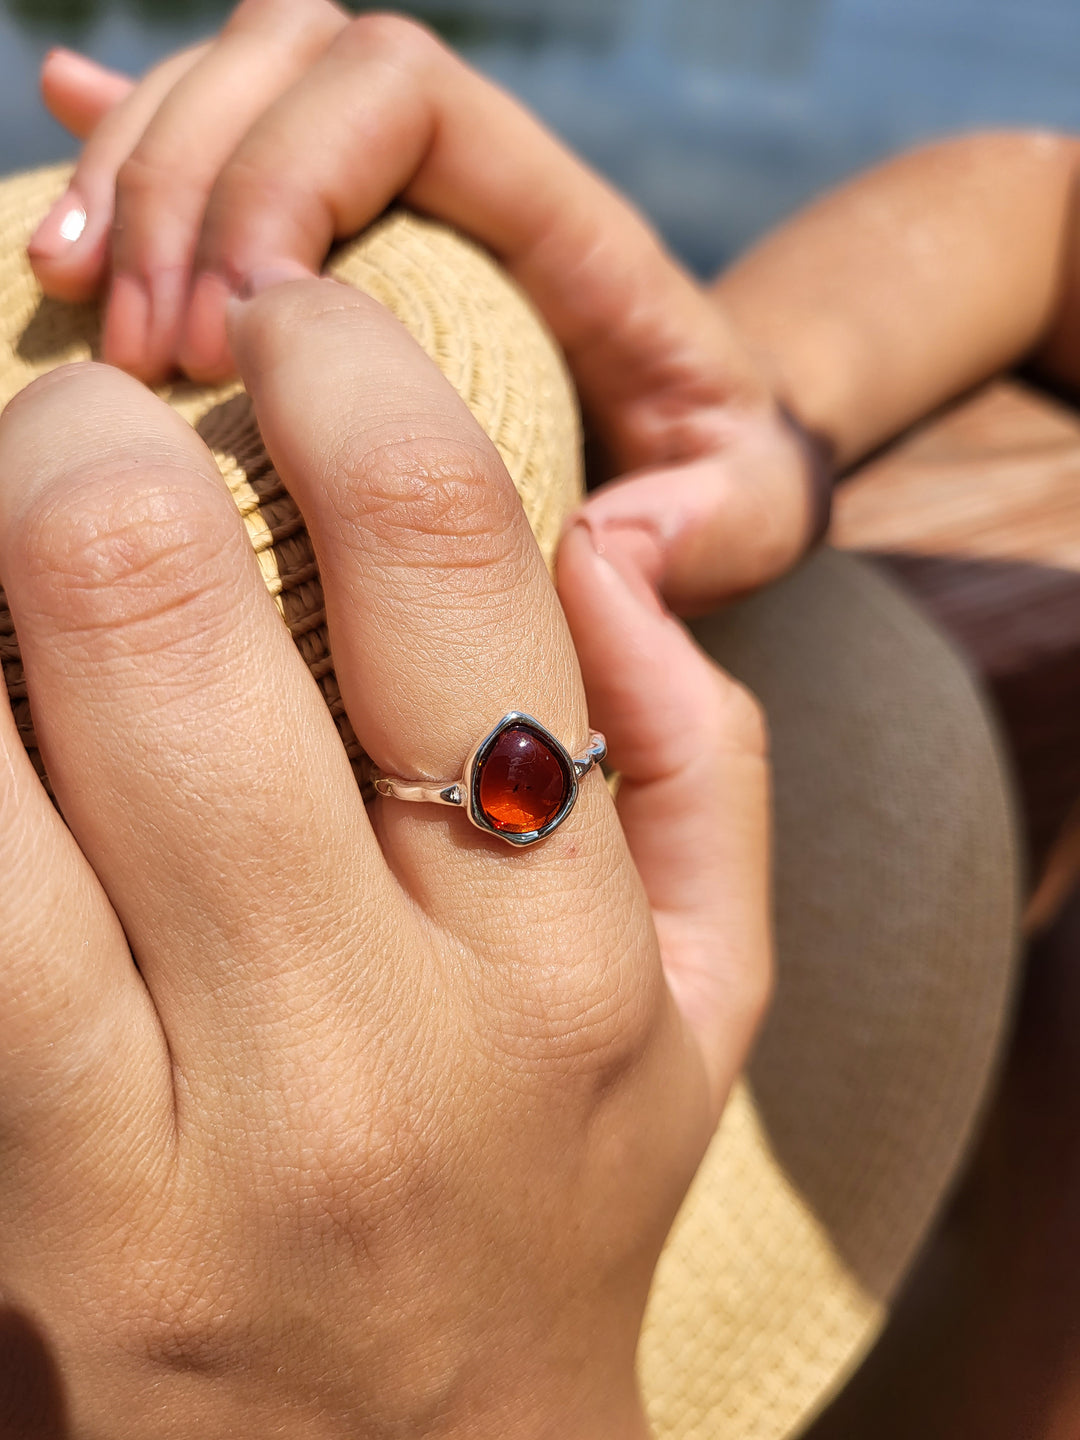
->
(0, 164, 1020, 1437)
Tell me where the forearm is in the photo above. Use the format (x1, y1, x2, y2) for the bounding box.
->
(712, 131, 1080, 470)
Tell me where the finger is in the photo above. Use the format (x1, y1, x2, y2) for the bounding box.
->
(101, 0, 347, 381)
(40, 48, 133, 139)
(557, 518, 773, 1113)
(0, 362, 394, 1084)
(228, 278, 631, 930)
(179, 10, 744, 395)
(0, 669, 170, 1190)
(28, 43, 208, 303)
(574, 407, 819, 615)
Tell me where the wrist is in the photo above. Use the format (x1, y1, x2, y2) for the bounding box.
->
(775, 399, 836, 553)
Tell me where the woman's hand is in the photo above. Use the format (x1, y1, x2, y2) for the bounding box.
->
(0, 277, 769, 1437)
(31, 1, 823, 614)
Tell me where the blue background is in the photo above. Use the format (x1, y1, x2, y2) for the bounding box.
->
(3, 0, 1080, 274)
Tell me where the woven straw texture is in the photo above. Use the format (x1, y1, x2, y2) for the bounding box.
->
(0, 166, 1021, 1439)
(644, 549, 1019, 1436)
(0, 165, 581, 794)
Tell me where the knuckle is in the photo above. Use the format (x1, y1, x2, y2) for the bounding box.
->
(486, 901, 664, 1085)
(343, 11, 443, 70)
(223, 0, 346, 44)
(330, 433, 521, 569)
(516, 972, 663, 1098)
(202, 150, 292, 255)
(114, 150, 171, 210)
(17, 467, 245, 650)
(230, 0, 340, 25)
(114, 1263, 247, 1378)
(202, 148, 291, 247)
(112, 151, 201, 251)
(114, 147, 211, 232)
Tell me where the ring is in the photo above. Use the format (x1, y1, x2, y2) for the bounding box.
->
(372, 712, 607, 847)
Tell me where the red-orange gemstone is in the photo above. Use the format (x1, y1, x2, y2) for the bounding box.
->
(477, 726, 569, 834)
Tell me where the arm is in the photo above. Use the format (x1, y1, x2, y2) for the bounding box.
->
(41, 21, 1080, 616)
(713, 131, 1080, 470)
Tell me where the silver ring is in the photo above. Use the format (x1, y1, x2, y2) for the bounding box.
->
(372, 712, 607, 847)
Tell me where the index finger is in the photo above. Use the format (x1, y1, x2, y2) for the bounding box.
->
(179, 11, 722, 399)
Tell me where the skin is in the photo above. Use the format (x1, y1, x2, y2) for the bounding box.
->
(714, 131, 1080, 468)
(30, 2, 817, 617)
(31, 11, 1080, 623)
(0, 281, 770, 1438)
(19, 7, 1080, 1429)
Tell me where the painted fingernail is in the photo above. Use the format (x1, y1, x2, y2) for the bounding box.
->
(28, 189, 88, 261)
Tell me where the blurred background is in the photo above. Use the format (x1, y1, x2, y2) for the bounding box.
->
(3, 2, 1080, 1434)
(3, 0, 1080, 275)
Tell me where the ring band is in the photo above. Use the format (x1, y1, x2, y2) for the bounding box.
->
(372, 712, 607, 847)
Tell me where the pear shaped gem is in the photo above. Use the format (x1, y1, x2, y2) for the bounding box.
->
(476, 725, 570, 834)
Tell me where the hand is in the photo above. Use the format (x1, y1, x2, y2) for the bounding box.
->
(31, 2, 823, 614)
(0, 277, 769, 1437)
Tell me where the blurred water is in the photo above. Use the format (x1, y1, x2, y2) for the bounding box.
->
(3, 0, 1080, 273)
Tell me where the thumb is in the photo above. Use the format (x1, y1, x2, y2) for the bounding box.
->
(577, 403, 830, 616)
(557, 517, 773, 1116)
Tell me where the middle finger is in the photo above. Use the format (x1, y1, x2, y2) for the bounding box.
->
(104, 0, 347, 381)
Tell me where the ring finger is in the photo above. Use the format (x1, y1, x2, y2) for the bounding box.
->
(230, 277, 633, 934)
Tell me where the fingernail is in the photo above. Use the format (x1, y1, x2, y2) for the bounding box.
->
(28, 189, 88, 261)
(43, 45, 87, 70)
(144, 267, 190, 380)
(45, 46, 101, 75)
(178, 271, 235, 379)
(102, 273, 150, 375)
(567, 513, 668, 615)
(236, 260, 314, 301)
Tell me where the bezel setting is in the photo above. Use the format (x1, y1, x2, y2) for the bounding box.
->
(465, 712, 578, 846)
(371, 713, 606, 849)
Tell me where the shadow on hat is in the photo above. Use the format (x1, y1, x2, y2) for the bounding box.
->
(0, 163, 1022, 1440)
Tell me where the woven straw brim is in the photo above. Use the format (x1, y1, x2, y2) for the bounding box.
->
(0, 164, 581, 794)
(643, 549, 1019, 1436)
(0, 166, 1021, 1439)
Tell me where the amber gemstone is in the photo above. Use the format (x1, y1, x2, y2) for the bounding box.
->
(476, 725, 570, 834)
